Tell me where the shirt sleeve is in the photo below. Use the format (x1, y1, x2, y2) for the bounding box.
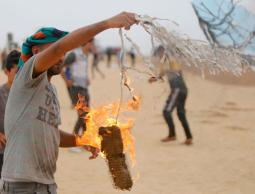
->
(15, 55, 47, 88)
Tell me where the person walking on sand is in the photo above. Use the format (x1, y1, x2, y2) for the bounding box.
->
(149, 46, 193, 145)
(62, 42, 92, 152)
(1, 12, 137, 194)
(62, 41, 93, 130)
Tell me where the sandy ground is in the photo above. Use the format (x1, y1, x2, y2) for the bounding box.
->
(1, 60, 255, 194)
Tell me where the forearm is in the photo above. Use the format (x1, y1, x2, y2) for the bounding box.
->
(59, 21, 109, 53)
(34, 12, 137, 75)
(35, 21, 109, 74)
(59, 129, 77, 147)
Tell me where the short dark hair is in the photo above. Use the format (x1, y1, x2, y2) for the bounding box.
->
(5, 50, 20, 71)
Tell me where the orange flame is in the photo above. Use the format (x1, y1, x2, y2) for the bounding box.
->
(75, 94, 141, 165)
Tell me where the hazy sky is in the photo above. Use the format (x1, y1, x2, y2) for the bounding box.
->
(0, 0, 254, 53)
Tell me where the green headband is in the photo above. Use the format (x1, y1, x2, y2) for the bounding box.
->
(18, 27, 68, 68)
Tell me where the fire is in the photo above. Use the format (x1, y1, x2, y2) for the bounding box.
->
(75, 94, 141, 165)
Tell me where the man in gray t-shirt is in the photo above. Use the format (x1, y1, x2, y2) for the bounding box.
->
(1, 12, 137, 194)
(3, 55, 62, 184)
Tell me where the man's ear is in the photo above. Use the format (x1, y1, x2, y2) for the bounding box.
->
(32, 46, 39, 54)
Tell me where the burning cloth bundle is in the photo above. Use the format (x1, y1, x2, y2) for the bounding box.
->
(99, 125, 133, 190)
(75, 94, 141, 190)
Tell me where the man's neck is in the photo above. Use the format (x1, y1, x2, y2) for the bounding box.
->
(47, 71, 53, 82)
(6, 80, 12, 89)
(48, 75, 52, 82)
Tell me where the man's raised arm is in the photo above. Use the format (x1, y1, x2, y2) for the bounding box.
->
(33, 12, 137, 76)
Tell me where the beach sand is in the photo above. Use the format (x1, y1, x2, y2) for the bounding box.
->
(1, 60, 255, 194)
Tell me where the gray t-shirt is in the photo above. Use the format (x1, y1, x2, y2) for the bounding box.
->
(2, 55, 61, 184)
(0, 84, 9, 154)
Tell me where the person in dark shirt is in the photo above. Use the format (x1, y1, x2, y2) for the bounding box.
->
(62, 43, 92, 137)
(149, 46, 193, 145)
(0, 50, 20, 176)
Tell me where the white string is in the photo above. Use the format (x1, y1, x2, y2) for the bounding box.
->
(115, 28, 126, 122)
(131, 14, 252, 77)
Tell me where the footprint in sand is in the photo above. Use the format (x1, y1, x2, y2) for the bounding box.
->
(220, 106, 255, 112)
(201, 110, 228, 118)
(152, 121, 165, 126)
(226, 126, 249, 131)
(220, 101, 255, 112)
(225, 101, 237, 106)
(200, 120, 216, 124)
(199, 110, 228, 124)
